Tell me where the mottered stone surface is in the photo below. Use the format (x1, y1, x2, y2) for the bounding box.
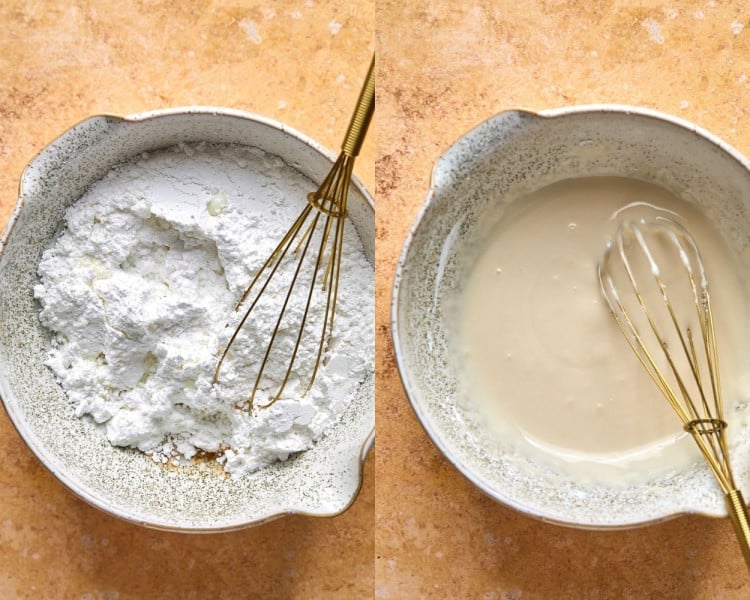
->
(0, 1, 374, 598)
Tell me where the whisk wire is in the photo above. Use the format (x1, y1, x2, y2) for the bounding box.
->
(305, 159, 353, 395)
(213, 203, 313, 386)
(659, 229, 733, 485)
(599, 217, 750, 568)
(600, 270, 675, 406)
(620, 226, 704, 415)
(609, 231, 695, 420)
(702, 291, 735, 485)
(617, 223, 718, 425)
(705, 291, 724, 421)
(252, 209, 323, 407)
(214, 55, 374, 409)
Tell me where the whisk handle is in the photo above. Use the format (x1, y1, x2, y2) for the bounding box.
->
(725, 489, 750, 570)
(341, 55, 375, 158)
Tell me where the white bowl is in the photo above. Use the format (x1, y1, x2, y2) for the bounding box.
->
(0, 108, 374, 531)
(392, 105, 750, 528)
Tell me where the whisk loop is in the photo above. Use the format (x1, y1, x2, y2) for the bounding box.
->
(213, 57, 374, 408)
(599, 216, 750, 569)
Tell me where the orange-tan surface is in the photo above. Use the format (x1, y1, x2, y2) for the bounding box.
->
(0, 1, 373, 599)
(377, 1, 750, 598)
(5, 0, 750, 597)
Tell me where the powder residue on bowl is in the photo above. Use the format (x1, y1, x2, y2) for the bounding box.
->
(33, 142, 374, 477)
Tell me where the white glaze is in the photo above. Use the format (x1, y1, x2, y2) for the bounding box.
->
(457, 177, 749, 484)
(393, 106, 750, 527)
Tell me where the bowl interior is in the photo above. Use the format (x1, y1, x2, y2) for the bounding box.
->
(394, 107, 750, 528)
(0, 109, 374, 531)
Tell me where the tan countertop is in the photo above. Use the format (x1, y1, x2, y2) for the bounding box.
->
(4, 0, 750, 597)
(377, 1, 750, 598)
(0, 2, 373, 598)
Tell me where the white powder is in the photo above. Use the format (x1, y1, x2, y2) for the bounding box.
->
(33, 142, 374, 476)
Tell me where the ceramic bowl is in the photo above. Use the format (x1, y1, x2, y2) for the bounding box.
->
(0, 108, 374, 532)
(392, 105, 750, 528)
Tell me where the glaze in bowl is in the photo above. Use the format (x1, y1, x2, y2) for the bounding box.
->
(0, 108, 374, 532)
(392, 105, 750, 528)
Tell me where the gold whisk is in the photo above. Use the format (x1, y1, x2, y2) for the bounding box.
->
(213, 56, 375, 407)
(598, 216, 750, 569)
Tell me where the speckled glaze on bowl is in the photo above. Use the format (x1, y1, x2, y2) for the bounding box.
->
(392, 105, 750, 529)
(0, 108, 374, 532)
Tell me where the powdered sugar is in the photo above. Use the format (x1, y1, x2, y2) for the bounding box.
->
(33, 142, 374, 477)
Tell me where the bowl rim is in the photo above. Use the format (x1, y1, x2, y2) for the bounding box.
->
(0, 106, 375, 532)
(390, 103, 750, 530)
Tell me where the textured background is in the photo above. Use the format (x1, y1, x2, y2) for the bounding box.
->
(5, 0, 750, 598)
(376, 1, 750, 598)
(0, 1, 374, 598)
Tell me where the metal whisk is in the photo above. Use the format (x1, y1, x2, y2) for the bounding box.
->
(213, 56, 375, 407)
(598, 216, 750, 568)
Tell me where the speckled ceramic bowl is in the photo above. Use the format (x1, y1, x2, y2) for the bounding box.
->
(392, 105, 750, 528)
(0, 108, 374, 532)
